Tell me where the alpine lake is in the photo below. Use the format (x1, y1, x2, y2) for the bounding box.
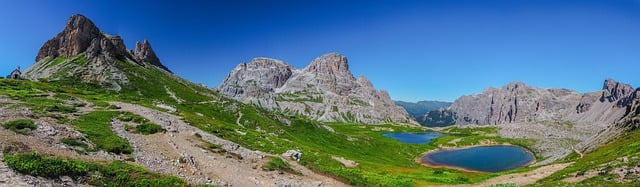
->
(383, 132, 534, 172)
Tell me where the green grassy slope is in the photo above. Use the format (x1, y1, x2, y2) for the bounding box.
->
(1, 54, 543, 186)
(533, 125, 640, 186)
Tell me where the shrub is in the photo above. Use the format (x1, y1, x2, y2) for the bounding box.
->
(135, 123, 165, 135)
(3, 151, 93, 178)
(3, 119, 36, 135)
(3, 152, 185, 186)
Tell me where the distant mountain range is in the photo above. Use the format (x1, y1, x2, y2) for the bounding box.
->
(394, 100, 452, 118)
(394, 100, 453, 127)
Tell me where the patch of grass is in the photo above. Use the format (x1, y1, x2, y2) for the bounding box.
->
(349, 98, 369, 106)
(46, 104, 77, 113)
(61, 138, 89, 150)
(263, 156, 298, 174)
(72, 111, 132, 154)
(2, 119, 36, 135)
(3, 151, 186, 186)
(118, 112, 149, 123)
(44, 56, 67, 69)
(276, 91, 323, 103)
(3, 151, 93, 178)
(135, 123, 165, 135)
(96, 160, 185, 186)
(534, 129, 640, 186)
(117, 112, 165, 135)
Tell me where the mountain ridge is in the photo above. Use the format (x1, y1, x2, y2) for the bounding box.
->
(24, 14, 172, 91)
(219, 53, 416, 125)
(448, 79, 632, 126)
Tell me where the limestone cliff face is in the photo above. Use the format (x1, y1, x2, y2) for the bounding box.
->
(24, 14, 172, 90)
(578, 87, 640, 153)
(219, 58, 293, 104)
(219, 53, 416, 125)
(450, 79, 634, 125)
(35, 14, 105, 62)
(450, 82, 582, 125)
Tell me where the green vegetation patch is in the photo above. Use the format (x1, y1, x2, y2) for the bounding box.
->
(98, 160, 185, 186)
(276, 91, 323, 103)
(2, 119, 36, 135)
(135, 123, 165, 135)
(44, 56, 67, 69)
(72, 111, 132, 154)
(3, 151, 185, 186)
(534, 129, 640, 186)
(61, 138, 89, 150)
(118, 112, 165, 135)
(263, 156, 298, 174)
(3, 151, 92, 178)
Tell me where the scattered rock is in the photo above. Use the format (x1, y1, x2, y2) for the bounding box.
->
(283, 150, 302, 162)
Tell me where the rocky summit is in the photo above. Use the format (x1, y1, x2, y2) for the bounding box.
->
(219, 53, 416, 125)
(24, 14, 172, 90)
(135, 40, 171, 73)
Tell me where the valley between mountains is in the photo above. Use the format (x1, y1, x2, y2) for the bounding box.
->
(1, 14, 640, 187)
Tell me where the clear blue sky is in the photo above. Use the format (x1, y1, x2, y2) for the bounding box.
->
(1, 0, 639, 102)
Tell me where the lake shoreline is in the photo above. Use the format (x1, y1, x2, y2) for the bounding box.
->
(415, 144, 537, 173)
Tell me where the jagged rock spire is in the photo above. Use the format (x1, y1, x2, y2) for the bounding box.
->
(135, 40, 171, 73)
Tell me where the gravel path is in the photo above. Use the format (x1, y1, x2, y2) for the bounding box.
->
(111, 102, 346, 187)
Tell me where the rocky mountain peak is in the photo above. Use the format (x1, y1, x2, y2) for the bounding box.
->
(302, 53, 356, 95)
(505, 82, 526, 92)
(219, 53, 416, 125)
(25, 14, 174, 91)
(249, 57, 290, 68)
(601, 78, 634, 102)
(135, 40, 171, 73)
(305, 52, 350, 75)
(36, 14, 102, 62)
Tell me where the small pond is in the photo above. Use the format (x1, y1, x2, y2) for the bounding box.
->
(382, 132, 443, 144)
(421, 145, 534, 172)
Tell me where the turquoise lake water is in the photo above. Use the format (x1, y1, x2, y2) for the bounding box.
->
(382, 132, 443, 144)
(421, 145, 534, 172)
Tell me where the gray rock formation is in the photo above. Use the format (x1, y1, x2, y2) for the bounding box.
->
(601, 78, 635, 103)
(450, 82, 582, 125)
(578, 87, 640, 153)
(450, 80, 633, 126)
(24, 14, 172, 90)
(219, 58, 293, 102)
(450, 79, 638, 164)
(36, 14, 104, 62)
(135, 40, 172, 73)
(219, 53, 416, 125)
